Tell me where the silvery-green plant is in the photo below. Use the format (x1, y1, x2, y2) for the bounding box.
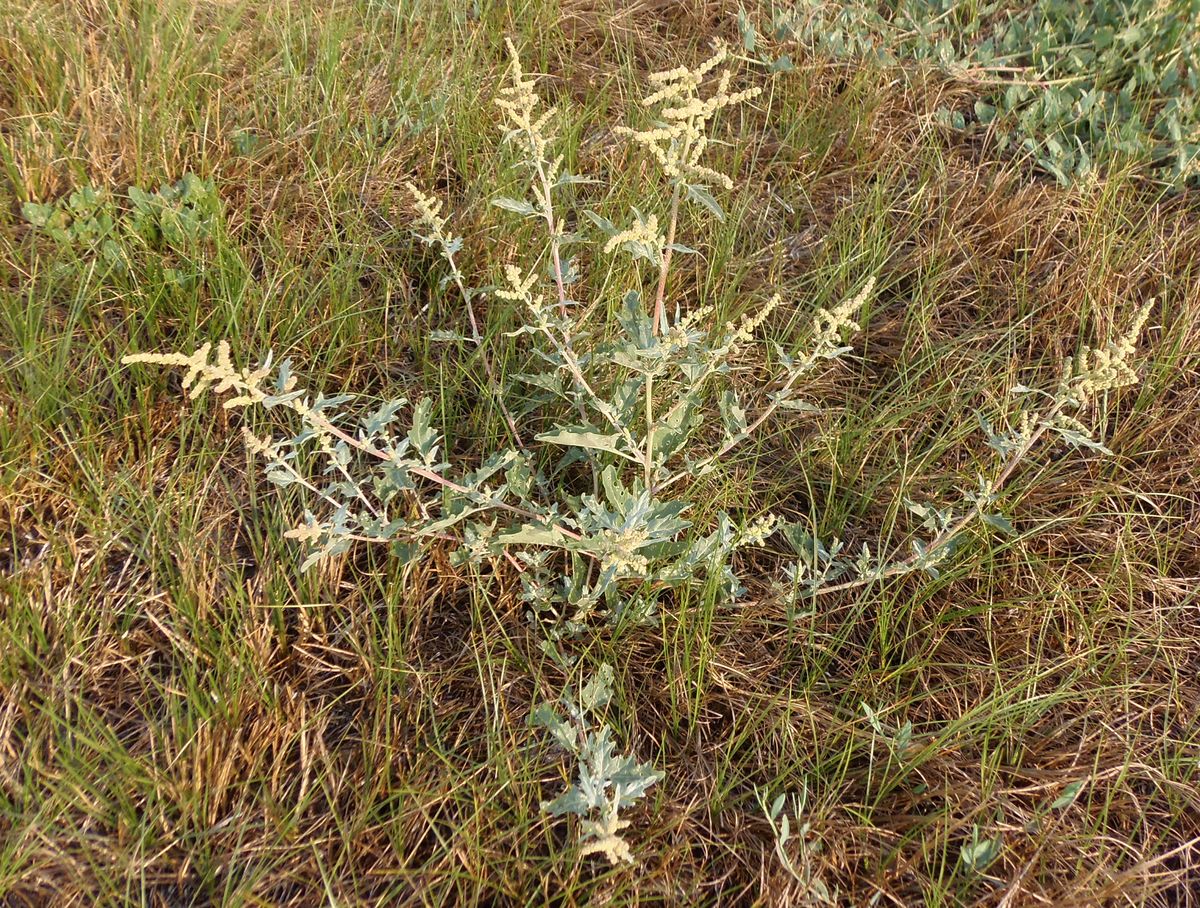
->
(773, 296, 1154, 606)
(121, 42, 1155, 864)
(773, 0, 1200, 187)
(531, 665, 662, 864)
(23, 173, 220, 286)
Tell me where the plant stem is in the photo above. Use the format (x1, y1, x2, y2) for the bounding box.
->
(293, 402, 583, 541)
(536, 321, 642, 457)
(358, 194, 526, 452)
(652, 183, 682, 336)
(806, 404, 1062, 598)
(442, 247, 527, 451)
(529, 146, 603, 495)
(644, 374, 654, 488)
(534, 158, 569, 319)
(653, 349, 821, 495)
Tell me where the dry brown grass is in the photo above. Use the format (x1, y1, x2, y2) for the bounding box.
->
(2, 1, 1198, 905)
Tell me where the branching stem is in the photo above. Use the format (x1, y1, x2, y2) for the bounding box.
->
(534, 159, 570, 319)
(644, 374, 654, 488)
(296, 404, 584, 542)
(806, 402, 1063, 598)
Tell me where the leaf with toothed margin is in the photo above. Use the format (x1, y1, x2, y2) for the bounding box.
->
(719, 388, 747, 439)
(553, 172, 599, 188)
(530, 702, 577, 752)
(407, 398, 439, 464)
(685, 183, 724, 222)
(361, 399, 407, 436)
(738, 7, 757, 52)
(1050, 425, 1112, 454)
(617, 290, 652, 349)
(578, 664, 614, 713)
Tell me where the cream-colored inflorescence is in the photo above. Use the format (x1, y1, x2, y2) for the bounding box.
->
(1014, 409, 1036, 445)
(494, 264, 539, 302)
(596, 526, 651, 577)
(121, 344, 351, 478)
(738, 513, 779, 548)
(494, 38, 561, 180)
(241, 427, 276, 458)
(813, 277, 875, 349)
(404, 181, 452, 244)
(603, 212, 666, 259)
(1060, 299, 1154, 408)
(283, 516, 326, 545)
(123, 341, 285, 409)
(727, 293, 784, 351)
(617, 45, 762, 191)
(656, 304, 716, 357)
(578, 802, 634, 865)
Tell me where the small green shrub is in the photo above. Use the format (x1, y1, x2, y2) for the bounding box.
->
(22, 186, 119, 250)
(121, 43, 1154, 864)
(22, 173, 220, 286)
(773, 0, 1200, 186)
(531, 665, 663, 864)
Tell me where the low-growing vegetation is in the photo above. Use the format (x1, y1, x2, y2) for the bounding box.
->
(773, 0, 1200, 186)
(2, 1, 1198, 905)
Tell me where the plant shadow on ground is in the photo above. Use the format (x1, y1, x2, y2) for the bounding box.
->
(1, 1, 1198, 905)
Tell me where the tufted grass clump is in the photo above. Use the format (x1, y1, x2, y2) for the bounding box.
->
(120, 42, 1156, 865)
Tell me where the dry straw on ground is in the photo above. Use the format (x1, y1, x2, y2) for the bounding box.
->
(1, 1, 1198, 906)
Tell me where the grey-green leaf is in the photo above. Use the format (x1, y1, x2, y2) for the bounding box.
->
(496, 523, 568, 547)
(492, 196, 538, 216)
(536, 427, 632, 459)
(982, 513, 1016, 536)
(685, 184, 724, 222)
(407, 398, 439, 463)
(578, 664, 614, 712)
(1050, 780, 1085, 810)
(959, 830, 1002, 872)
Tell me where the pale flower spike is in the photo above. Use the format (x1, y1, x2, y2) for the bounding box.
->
(398, 179, 527, 445)
(603, 212, 666, 265)
(739, 513, 779, 548)
(728, 293, 785, 350)
(614, 43, 762, 334)
(618, 43, 762, 191)
(404, 181, 451, 244)
(1060, 298, 1155, 409)
(814, 277, 874, 348)
(578, 804, 634, 864)
(493, 39, 570, 318)
(123, 341, 283, 409)
(494, 264, 539, 302)
(495, 38, 557, 174)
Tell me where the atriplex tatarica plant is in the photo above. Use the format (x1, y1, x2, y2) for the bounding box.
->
(123, 42, 1155, 864)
